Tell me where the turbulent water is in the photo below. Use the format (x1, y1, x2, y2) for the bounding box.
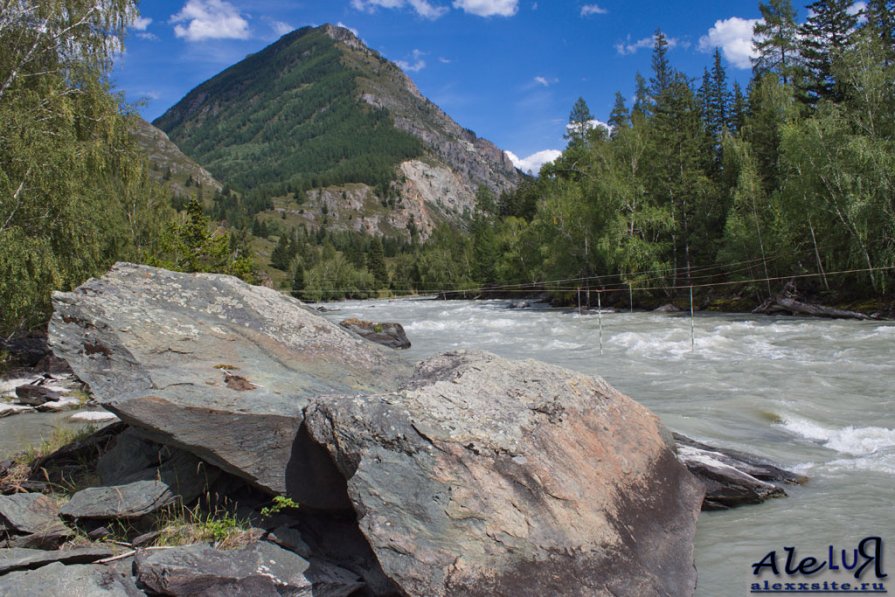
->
(321, 298, 895, 596)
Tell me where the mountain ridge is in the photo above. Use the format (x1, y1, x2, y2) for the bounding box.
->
(153, 23, 521, 241)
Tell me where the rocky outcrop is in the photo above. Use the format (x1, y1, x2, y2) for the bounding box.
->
(305, 351, 704, 596)
(339, 318, 411, 350)
(49, 263, 412, 496)
(130, 116, 222, 195)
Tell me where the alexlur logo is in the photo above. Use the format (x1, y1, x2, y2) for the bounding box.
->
(751, 537, 887, 594)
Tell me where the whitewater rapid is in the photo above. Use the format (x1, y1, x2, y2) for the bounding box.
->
(321, 298, 895, 596)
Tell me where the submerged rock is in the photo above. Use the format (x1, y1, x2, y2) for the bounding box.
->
(305, 351, 704, 596)
(49, 263, 412, 495)
(339, 318, 411, 350)
(674, 434, 805, 510)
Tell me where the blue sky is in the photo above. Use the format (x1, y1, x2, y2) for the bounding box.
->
(115, 0, 787, 173)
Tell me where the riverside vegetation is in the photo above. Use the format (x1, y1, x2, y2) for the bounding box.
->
(3, 0, 895, 342)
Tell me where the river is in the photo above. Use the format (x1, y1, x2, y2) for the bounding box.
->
(321, 297, 895, 596)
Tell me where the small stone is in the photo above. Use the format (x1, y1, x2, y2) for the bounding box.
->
(14, 385, 60, 406)
(87, 527, 110, 540)
(35, 396, 81, 412)
(0, 403, 34, 418)
(69, 411, 119, 424)
(338, 318, 411, 350)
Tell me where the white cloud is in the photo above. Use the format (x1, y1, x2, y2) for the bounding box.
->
(580, 4, 607, 16)
(615, 34, 679, 56)
(438, 56, 452, 64)
(171, 0, 250, 42)
(533, 76, 552, 87)
(270, 20, 293, 36)
(351, 0, 449, 20)
(132, 16, 152, 31)
(506, 149, 562, 175)
(137, 32, 159, 41)
(397, 49, 426, 72)
(566, 119, 612, 135)
(698, 17, 760, 69)
(453, 0, 518, 17)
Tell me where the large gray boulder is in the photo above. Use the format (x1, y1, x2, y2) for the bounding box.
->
(304, 351, 704, 596)
(49, 263, 412, 495)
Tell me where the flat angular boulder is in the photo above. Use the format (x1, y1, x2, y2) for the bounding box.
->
(0, 494, 72, 547)
(134, 541, 363, 596)
(0, 562, 132, 596)
(60, 480, 176, 521)
(0, 546, 114, 575)
(304, 351, 704, 597)
(49, 263, 412, 495)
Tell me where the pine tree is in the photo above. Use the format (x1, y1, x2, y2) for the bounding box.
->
(752, 0, 801, 85)
(608, 91, 631, 131)
(367, 237, 388, 288)
(632, 73, 651, 119)
(731, 82, 748, 133)
(862, 0, 895, 62)
(699, 50, 732, 164)
(291, 261, 306, 299)
(800, 0, 859, 103)
(270, 235, 292, 271)
(565, 97, 594, 144)
(649, 30, 674, 101)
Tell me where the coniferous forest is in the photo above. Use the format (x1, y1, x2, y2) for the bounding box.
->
(404, 0, 895, 309)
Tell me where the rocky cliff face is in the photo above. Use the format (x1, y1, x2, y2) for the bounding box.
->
(129, 117, 221, 197)
(337, 23, 519, 199)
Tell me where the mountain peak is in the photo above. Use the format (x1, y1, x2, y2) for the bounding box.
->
(154, 23, 520, 240)
(319, 23, 364, 49)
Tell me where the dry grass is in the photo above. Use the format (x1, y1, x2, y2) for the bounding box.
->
(22, 425, 98, 463)
(153, 502, 255, 550)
